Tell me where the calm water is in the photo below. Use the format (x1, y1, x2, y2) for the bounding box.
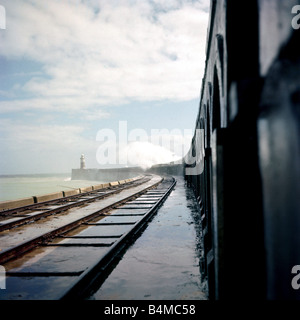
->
(0, 173, 105, 201)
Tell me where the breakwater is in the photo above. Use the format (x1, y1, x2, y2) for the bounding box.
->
(72, 167, 144, 181)
(71, 164, 184, 181)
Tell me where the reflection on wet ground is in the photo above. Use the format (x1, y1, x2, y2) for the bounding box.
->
(88, 176, 208, 300)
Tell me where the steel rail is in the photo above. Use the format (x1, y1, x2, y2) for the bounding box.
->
(0, 176, 164, 265)
(60, 177, 176, 300)
(0, 175, 147, 216)
(0, 175, 151, 232)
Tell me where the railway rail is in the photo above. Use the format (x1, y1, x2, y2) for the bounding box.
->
(0, 174, 176, 300)
(0, 175, 149, 229)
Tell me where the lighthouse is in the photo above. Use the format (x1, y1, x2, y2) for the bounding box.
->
(80, 154, 86, 169)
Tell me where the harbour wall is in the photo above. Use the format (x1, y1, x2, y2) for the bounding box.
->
(71, 167, 144, 181)
(71, 164, 184, 181)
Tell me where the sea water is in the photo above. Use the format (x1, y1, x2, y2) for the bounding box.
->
(0, 173, 105, 201)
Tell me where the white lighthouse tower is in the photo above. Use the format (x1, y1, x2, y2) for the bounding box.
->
(80, 154, 86, 169)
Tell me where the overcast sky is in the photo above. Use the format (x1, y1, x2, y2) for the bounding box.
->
(0, 0, 209, 175)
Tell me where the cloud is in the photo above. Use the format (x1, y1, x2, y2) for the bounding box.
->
(121, 141, 181, 169)
(0, 0, 210, 174)
(0, 96, 113, 117)
(1, 0, 209, 112)
(0, 119, 89, 152)
(0, 118, 193, 173)
(0, 119, 99, 173)
(96, 125, 193, 169)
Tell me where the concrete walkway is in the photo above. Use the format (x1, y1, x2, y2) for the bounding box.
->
(88, 176, 208, 300)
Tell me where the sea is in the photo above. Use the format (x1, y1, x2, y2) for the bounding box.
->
(0, 173, 105, 202)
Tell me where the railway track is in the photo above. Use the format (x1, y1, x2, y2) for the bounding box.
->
(0, 174, 176, 300)
(0, 175, 149, 230)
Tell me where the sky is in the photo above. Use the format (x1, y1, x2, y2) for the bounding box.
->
(0, 0, 210, 174)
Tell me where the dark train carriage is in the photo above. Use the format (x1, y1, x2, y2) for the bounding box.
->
(185, 0, 300, 300)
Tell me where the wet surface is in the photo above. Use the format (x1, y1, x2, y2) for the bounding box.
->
(0, 175, 162, 252)
(6, 246, 108, 274)
(1, 276, 77, 300)
(0, 175, 173, 300)
(0, 176, 207, 300)
(88, 176, 208, 300)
